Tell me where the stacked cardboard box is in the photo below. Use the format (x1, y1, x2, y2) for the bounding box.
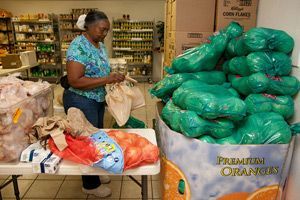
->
(164, 0, 216, 67)
(215, 0, 259, 32)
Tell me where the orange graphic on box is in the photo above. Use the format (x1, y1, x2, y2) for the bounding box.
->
(161, 156, 191, 200)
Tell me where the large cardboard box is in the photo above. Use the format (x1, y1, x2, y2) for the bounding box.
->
(20, 50, 37, 66)
(168, 31, 212, 56)
(215, 0, 259, 31)
(156, 102, 294, 200)
(170, 0, 216, 32)
(1, 54, 22, 69)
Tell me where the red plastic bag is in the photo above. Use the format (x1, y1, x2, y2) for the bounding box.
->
(107, 130, 159, 170)
(48, 134, 102, 165)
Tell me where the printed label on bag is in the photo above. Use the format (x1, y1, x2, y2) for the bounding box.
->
(13, 108, 22, 124)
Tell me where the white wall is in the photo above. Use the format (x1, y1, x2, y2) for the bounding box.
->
(0, 0, 165, 80)
(257, 0, 300, 67)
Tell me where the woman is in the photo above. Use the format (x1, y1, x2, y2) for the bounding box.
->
(63, 11, 124, 197)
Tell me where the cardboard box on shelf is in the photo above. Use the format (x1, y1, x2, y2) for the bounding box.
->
(215, 0, 259, 31)
(170, 0, 216, 32)
(168, 31, 212, 56)
(1, 54, 22, 69)
(20, 50, 38, 66)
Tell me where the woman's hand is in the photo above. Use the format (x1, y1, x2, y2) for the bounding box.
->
(106, 73, 125, 84)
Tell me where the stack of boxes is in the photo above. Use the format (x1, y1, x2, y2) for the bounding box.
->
(163, 0, 259, 68)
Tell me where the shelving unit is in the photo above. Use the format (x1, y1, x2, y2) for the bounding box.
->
(58, 8, 97, 71)
(0, 17, 14, 54)
(12, 14, 62, 83)
(112, 19, 154, 82)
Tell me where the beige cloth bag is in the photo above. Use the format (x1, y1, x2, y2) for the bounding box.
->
(105, 78, 145, 126)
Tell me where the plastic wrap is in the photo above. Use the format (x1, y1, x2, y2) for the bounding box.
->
(149, 71, 226, 99)
(161, 100, 182, 132)
(224, 52, 292, 76)
(222, 57, 250, 76)
(245, 94, 294, 119)
(112, 116, 147, 129)
(247, 52, 292, 76)
(167, 22, 243, 74)
(179, 110, 234, 138)
(0, 76, 52, 162)
(225, 37, 250, 58)
(229, 73, 270, 96)
(267, 75, 300, 96)
(197, 135, 217, 144)
(161, 101, 235, 138)
(217, 112, 292, 145)
(244, 28, 294, 54)
(172, 80, 246, 120)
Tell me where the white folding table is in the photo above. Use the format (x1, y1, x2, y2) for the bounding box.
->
(0, 129, 160, 200)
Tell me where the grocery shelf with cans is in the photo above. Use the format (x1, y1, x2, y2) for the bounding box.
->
(11, 13, 62, 82)
(58, 8, 97, 70)
(112, 19, 154, 82)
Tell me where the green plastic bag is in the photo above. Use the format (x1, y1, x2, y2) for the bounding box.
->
(290, 123, 300, 135)
(224, 52, 292, 76)
(197, 135, 217, 144)
(229, 73, 300, 96)
(245, 94, 294, 119)
(161, 100, 182, 132)
(162, 101, 235, 138)
(167, 22, 243, 74)
(149, 71, 226, 99)
(267, 75, 300, 96)
(179, 110, 234, 138)
(172, 80, 246, 120)
(112, 116, 147, 128)
(222, 57, 250, 76)
(228, 73, 270, 96)
(225, 28, 294, 58)
(244, 28, 294, 54)
(225, 37, 250, 58)
(217, 112, 292, 144)
(247, 52, 292, 76)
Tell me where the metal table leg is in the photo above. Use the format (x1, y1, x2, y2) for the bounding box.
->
(141, 175, 148, 200)
(12, 175, 20, 200)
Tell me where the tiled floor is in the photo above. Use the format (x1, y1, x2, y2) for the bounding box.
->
(0, 83, 161, 200)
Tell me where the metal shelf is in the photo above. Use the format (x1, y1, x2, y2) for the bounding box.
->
(112, 29, 154, 32)
(127, 63, 152, 66)
(60, 28, 82, 32)
(0, 30, 12, 32)
(16, 40, 56, 43)
(59, 19, 76, 22)
(15, 31, 54, 34)
(12, 20, 52, 24)
(113, 38, 153, 42)
(113, 48, 153, 52)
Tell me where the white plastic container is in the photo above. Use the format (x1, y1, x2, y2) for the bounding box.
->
(0, 86, 53, 162)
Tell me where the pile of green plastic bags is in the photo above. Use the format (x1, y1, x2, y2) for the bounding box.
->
(150, 22, 300, 145)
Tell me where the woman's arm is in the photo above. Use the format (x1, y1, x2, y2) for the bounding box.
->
(67, 61, 124, 90)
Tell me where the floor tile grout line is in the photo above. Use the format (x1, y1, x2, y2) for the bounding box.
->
(21, 176, 37, 199)
(119, 176, 124, 199)
(54, 177, 67, 199)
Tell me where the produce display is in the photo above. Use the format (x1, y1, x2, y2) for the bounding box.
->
(0, 76, 52, 162)
(223, 51, 292, 76)
(166, 22, 243, 74)
(149, 71, 226, 99)
(151, 22, 299, 145)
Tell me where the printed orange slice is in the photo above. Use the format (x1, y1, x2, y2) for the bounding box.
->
(161, 156, 191, 200)
(247, 185, 281, 200)
(218, 192, 249, 200)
